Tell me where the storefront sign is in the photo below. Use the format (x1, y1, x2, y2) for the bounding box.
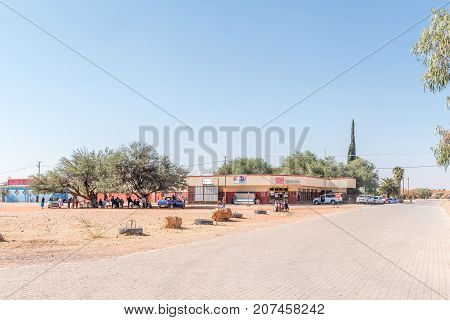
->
(285, 179, 301, 185)
(232, 175, 247, 184)
(202, 178, 213, 185)
(274, 177, 301, 185)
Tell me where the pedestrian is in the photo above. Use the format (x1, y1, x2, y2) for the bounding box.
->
(284, 200, 289, 211)
(127, 196, 132, 208)
(75, 198, 79, 209)
(111, 196, 115, 209)
(58, 197, 63, 208)
(120, 198, 124, 208)
(68, 197, 72, 209)
(40, 197, 45, 209)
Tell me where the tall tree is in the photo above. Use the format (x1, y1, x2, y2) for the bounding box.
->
(113, 142, 188, 199)
(347, 119, 356, 163)
(29, 148, 112, 206)
(346, 157, 379, 193)
(392, 166, 405, 194)
(412, 8, 450, 168)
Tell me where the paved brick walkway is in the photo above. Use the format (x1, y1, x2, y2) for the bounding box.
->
(1, 201, 449, 299)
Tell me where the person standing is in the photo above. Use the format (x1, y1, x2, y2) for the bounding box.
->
(68, 197, 72, 209)
(40, 197, 45, 209)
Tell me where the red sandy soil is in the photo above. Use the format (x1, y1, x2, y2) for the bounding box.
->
(0, 202, 362, 267)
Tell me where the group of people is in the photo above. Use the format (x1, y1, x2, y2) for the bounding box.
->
(39, 196, 153, 209)
(274, 200, 289, 212)
(97, 196, 152, 209)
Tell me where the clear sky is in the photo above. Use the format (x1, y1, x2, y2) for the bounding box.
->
(0, 0, 449, 188)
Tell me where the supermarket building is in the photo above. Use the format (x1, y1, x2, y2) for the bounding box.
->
(186, 174, 356, 204)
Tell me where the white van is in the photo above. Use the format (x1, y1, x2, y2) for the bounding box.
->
(313, 194, 340, 205)
(232, 192, 256, 205)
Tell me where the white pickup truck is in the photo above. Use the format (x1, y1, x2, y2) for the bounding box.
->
(313, 194, 340, 205)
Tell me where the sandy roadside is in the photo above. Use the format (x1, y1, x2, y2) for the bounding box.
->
(0, 203, 363, 267)
(443, 200, 450, 215)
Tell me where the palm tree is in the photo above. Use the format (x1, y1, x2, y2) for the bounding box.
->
(392, 167, 404, 195)
(378, 178, 400, 198)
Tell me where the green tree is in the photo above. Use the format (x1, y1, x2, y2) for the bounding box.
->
(113, 142, 188, 199)
(29, 148, 111, 205)
(346, 157, 379, 193)
(412, 8, 450, 168)
(347, 119, 356, 163)
(378, 178, 400, 198)
(433, 126, 450, 169)
(278, 151, 321, 176)
(411, 188, 433, 199)
(215, 157, 273, 175)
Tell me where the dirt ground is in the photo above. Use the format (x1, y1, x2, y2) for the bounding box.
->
(443, 200, 450, 215)
(0, 202, 362, 267)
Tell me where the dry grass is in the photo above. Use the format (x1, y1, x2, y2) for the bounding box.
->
(0, 203, 361, 267)
(80, 217, 105, 239)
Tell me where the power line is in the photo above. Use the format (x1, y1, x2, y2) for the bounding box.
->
(376, 165, 439, 170)
(0, 165, 37, 176)
(0, 0, 188, 127)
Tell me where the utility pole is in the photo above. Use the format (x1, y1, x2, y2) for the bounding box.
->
(402, 178, 405, 197)
(37, 161, 42, 177)
(407, 177, 411, 203)
(223, 156, 227, 207)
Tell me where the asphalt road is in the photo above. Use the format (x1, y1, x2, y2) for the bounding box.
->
(1, 200, 449, 299)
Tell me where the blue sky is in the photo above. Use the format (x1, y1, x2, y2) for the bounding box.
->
(0, 0, 449, 188)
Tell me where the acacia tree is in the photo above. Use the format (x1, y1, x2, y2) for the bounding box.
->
(412, 8, 450, 168)
(112, 142, 187, 199)
(29, 148, 112, 205)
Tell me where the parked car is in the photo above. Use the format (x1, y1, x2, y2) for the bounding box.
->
(364, 195, 375, 204)
(356, 195, 369, 204)
(386, 198, 397, 204)
(373, 196, 385, 204)
(313, 193, 341, 205)
(157, 196, 185, 209)
(47, 199, 60, 208)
